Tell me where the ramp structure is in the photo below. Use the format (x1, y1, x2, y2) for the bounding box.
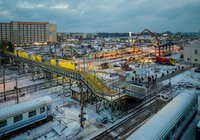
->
(4, 52, 127, 119)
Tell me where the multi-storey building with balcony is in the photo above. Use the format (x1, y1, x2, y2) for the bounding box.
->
(0, 21, 57, 45)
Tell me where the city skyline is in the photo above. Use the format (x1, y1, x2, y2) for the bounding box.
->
(0, 0, 200, 33)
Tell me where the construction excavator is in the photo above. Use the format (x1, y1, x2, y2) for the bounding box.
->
(121, 63, 132, 71)
(155, 56, 176, 65)
(120, 57, 136, 71)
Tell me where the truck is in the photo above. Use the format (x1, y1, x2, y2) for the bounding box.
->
(100, 62, 109, 69)
(121, 64, 132, 71)
(156, 56, 176, 65)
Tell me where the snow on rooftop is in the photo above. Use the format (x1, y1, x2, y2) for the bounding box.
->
(0, 96, 52, 120)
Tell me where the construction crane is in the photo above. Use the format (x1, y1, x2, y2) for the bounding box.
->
(133, 29, 161, 56)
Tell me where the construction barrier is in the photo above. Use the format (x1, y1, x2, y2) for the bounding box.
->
(35, 55, 42, 62)
(50, 59, 57, 66)
(58, 59, 75, 70)
(14, 50, 17, 56)
(31, 54, 37, 61)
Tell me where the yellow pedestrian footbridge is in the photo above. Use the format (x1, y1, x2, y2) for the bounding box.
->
(80, 72, 117, 97)
(5, 51, 119, 101)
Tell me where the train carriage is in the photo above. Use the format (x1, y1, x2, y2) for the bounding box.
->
(0, 96, 53, 137)
(127, 90, 198, 140)
(196, 120, 200, 140)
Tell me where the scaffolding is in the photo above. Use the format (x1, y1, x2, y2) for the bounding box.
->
(5, 52, 126, 120)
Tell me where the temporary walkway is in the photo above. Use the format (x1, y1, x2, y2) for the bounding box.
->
(5, 52, 120, 101)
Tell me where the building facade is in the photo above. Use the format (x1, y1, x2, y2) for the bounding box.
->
(183, 40, 200, 65)
(0, 23, 12, 43)
(0, 21, 57, 45)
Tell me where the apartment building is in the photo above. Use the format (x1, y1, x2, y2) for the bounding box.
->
(183, 40, 200, 65)
(0, 21, 57, 45)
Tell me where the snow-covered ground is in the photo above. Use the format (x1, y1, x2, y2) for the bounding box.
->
(0, 68, 45, 92)
(6, 85, 110, 140)
(1, 52, 200, 140)
(162, 68, 200, 86)
(94, 53, 187, 84)
(2, 67, 197, 140)
(0, 77, 45, 92)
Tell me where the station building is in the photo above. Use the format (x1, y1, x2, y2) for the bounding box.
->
(183, 40, 200, 65)
(0, 21, 57, 45)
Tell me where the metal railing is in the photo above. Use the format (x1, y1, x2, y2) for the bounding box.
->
(6, 53, 120, 100)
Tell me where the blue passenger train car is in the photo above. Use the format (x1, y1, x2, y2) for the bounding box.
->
(0, 96, 53, 137)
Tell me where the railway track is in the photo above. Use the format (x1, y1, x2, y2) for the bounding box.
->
(91, 98, 166, 140)
(0, 78, 64, 102)
(1, 116, 54, 140)
(32, 128, 57, 140)
(0, 74, 32, 84)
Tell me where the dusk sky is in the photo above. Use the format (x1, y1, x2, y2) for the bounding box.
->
(0, 0, 200, 33)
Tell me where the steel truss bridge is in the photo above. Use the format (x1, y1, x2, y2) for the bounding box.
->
(3, 52, 144, 120)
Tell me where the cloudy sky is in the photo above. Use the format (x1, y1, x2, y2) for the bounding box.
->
(0, 0, 200, 33)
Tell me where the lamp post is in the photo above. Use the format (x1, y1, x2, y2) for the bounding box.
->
(79, 82, 85, 128)
(145, 87, 148, 101)
(147, 63, 150, 88)
(154, 80, 158, 113)
(169, 77, 172, 100)
(83, 56, 86, 72)
(15, 78, 19, 104)
(3, 65, 6, 101)
(189, 45, 192, 66)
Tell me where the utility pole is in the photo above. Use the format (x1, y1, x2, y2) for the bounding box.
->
(147, 64, 149, 87)
(62, 77, 65, 104)
(3, 65, 6, 101)
(154, 79, 158, 114)
(79, 82, 85, 128)
(83, 56, 85, 72)
(15, 78, 19, 104)
(169, 78, 172, 100)
(145, 87, 148, 101)
(61, 48, 64, 59)
(55, 43, 57, 60)
(62, 77, 66, 117)
(71, 47, 73, 61)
